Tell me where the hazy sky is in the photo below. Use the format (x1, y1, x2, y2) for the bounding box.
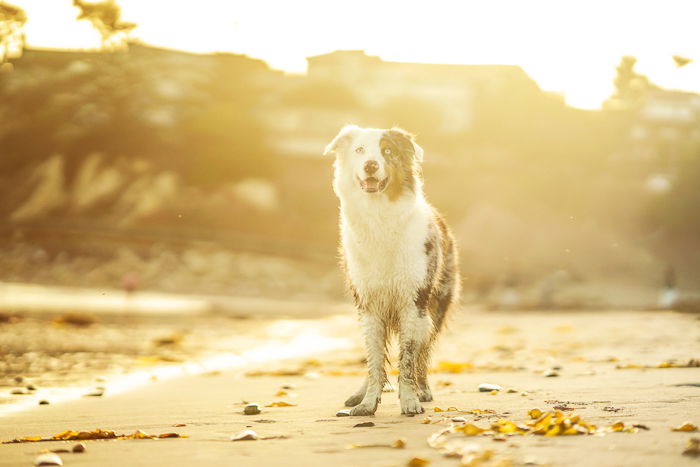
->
(12, 0, 700, 109)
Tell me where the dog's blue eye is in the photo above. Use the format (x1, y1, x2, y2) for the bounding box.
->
(355, 147, 364, 154)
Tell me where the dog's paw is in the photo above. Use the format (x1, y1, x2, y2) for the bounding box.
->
(400, 396, 424, 415)
(350, 402, 377, 416)
(344, 393, 364, 407)
(418, 387, 433, 402)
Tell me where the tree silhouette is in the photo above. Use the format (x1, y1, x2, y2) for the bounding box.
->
(0, 1, 26, 63)
(605, 56, 652, 111)
(73, 0, 136, 49)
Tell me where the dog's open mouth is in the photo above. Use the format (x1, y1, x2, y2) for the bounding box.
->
(357, 176, 388, 193)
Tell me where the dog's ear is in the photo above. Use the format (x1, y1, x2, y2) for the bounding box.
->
(412, 140, 424, 163)
(323, 124, 358, 156)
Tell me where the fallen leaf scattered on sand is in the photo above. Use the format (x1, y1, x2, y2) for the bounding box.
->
(428, 409, 641, 443)
(2, 429, 186, 443)
(433, 361, 474, 373)
(274, 390, 288, 397)
(683, 438, 700, 457)
(672, 423, 698, 432)
(52, 313, 95, 327)
(453, 424, 488, 436)
(347, 438, 406, 449)
(407, 456, 431, 466)
(152, 333, 184, 346)
(433, 407, 459, 412)
(616, 359, 699, 370)
(264, 401, 297, 407)
(135, 355, 183, 365)
(427, 434, 512, 467)
(432, 407, 496, 415)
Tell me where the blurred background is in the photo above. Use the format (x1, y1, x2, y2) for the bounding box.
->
(1, 0, 699, 311)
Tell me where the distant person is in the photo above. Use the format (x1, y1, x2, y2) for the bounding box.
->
(657, 265, 678, 309)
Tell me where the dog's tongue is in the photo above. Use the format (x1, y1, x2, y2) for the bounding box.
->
(363, 178, 379, 192)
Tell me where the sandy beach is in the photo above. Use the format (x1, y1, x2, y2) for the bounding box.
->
(1, 301, 699, 467)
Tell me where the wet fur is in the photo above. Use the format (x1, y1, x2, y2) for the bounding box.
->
(324, 125, 460, 415)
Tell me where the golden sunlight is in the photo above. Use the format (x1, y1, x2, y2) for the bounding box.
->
(13, 0, 700, 109)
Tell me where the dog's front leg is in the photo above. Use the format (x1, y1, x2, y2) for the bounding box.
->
(350, 313, 387, 416)
(398, 310, 432, 415)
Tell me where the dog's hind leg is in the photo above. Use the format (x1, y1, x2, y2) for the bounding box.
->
(398, 309, 432, 415)
(349, 313, 387, 416)
(344, 377, 367, 407)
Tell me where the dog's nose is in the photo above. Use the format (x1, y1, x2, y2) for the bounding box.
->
(364, 160, 379, 175)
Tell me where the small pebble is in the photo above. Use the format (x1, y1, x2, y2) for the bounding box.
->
(231, 429, 258, 441)
(543, 370, 559, 377)
(14, 376, 23, 384)
(39, 400, 50, 405)
(478, 383, 502, 392)
(72, 443, 86, 453)
(451, 417, 467, 423)
(26, 384, 36, 391)
(506, 388, 518, 393)
(10, 388, 28, 395)
(243, 403, 261, 415)
(33, 453, 63, 466)
(336, 409, 351, 417)
(281, 383, 296, 390)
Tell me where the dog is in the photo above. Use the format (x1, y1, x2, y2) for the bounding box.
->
(323, 125, 460, 415)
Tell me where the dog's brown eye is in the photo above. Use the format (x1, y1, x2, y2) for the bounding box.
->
(355, 147, 364, 154)
(383, 148, 392, 155)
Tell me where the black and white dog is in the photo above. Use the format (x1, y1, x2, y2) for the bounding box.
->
(324, 125, 460, 415)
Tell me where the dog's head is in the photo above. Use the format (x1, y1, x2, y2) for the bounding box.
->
(323, 125, 424, 201)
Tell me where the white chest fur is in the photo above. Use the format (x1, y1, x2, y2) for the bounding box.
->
(339, 192, 431, 309)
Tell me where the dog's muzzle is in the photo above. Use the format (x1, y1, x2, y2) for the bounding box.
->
(357, 175, 388, 193)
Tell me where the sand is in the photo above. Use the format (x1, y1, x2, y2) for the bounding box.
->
(0, 308, 699, 467)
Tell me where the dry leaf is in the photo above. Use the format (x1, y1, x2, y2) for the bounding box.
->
(433, 361, 474, 374)
(407, 456, 430, 466)
(274, 390, 288, 397)
(2, 428, 184, 444)
(433, 407, 459, 412)
(265, 401, 297, 407)
(453, 424, 487, 436)
(346, 438, 406, 449)
(672, 423, 698, 432)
